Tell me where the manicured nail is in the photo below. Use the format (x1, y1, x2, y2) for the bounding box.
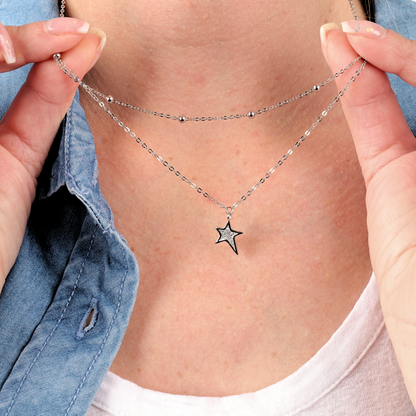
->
(320, 22, 339, 48)
(43, 17, 90, 35)
(87, 27, 107, 71)
(341, 20, 387, 39)
(89, 27, 107, 53)
(0, 22, 16, 64)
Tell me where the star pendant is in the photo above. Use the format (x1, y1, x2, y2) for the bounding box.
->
(215, 221, 243, 255)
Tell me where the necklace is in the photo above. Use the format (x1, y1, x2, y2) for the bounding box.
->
(56, 0, 365, 255)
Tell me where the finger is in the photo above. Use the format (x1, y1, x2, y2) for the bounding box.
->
(341, 20, 416, 87)
(0, 28, 106, 179)
(321, 25, 416, 186)
(0, 18, 91, 72)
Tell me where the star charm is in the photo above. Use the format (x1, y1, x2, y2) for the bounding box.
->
(215, 221, 243, 255)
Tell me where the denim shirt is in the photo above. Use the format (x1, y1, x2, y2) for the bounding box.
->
(0, 0, 415, 415)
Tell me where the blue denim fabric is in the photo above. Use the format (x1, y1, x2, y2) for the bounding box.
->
(377, 0, 416, 134)
(0, 0, 415, 415)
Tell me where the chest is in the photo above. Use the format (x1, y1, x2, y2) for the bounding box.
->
(88, 108, 372, 395)
(100, 166, 371, 395)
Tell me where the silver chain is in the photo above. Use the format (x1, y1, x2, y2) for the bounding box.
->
(59, 0, 66, 17)
(348, 0, 359, 20)
(92, 58, 361, 123)
(53, 54, 366, 219)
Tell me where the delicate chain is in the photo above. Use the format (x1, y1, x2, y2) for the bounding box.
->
(91, 57, 361, 124)
(59, 0, 66, 17)
(348, 0, 359, 20)
(53, 54, 366, 219)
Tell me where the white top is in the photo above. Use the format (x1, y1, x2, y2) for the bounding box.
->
(87, 274, 416, 415)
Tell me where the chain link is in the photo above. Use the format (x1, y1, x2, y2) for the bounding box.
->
(348, 0, 359, 20)
(59, 0, 66, 17)
(54, 54, 366, 219)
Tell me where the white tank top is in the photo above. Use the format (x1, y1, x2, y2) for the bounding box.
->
(87, 274, 415, 415)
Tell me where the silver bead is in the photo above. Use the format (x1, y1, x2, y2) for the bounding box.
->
(53, 53, 61, 60)
(178, 115, 186, 123)
(313, 85, 320, 91)
(106, 95, 114, 103)
(248, 111, 255, 118)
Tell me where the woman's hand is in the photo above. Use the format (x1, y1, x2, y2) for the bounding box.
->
(0, 18, 105, 293)
(322, 20, 416, 407)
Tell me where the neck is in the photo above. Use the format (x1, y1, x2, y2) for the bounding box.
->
(66, 0, 365, 135)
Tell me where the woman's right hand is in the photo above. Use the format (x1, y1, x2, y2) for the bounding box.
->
(0, 18, 106, 293)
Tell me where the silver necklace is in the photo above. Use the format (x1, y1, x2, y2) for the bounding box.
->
(56, 0, 365, 255)
(89, 73, 346, 124)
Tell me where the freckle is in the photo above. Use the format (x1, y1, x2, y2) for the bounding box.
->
(177, 371, 183, 377)
(137, 368, 141, 374)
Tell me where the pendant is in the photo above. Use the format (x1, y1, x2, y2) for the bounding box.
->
(215, 221, 243, 255)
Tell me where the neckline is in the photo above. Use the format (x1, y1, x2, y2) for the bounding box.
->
(92, 273, 383, 416)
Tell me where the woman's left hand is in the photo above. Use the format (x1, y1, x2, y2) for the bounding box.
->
(322, 20, 416, 407)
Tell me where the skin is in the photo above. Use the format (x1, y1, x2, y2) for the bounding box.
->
(1, 0, 416, 406)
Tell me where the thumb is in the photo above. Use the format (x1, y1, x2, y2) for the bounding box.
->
(341, 20, 416, 86)
(320, 22, 416, 187)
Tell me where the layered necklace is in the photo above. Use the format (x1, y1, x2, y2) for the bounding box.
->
(55, 0, 366, 254)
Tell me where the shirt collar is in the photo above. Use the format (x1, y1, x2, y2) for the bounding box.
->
(39, 90, 114, 230)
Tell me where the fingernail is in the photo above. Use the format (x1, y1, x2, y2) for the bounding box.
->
(43, 17, 90, 35)
(0, 22, 16, 64)
(341, 20, 387, 39)
(320, 22, 339, 48)
(89, 27, 107, 53)
(87, 27, 107, 71)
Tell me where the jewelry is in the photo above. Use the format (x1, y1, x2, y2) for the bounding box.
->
(216, 221, 243, 255)
(87, 80, 337, 124)
(95, 85, 322, 124)
(54, 55, 365, 254)
(55, 0, 365, 254)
